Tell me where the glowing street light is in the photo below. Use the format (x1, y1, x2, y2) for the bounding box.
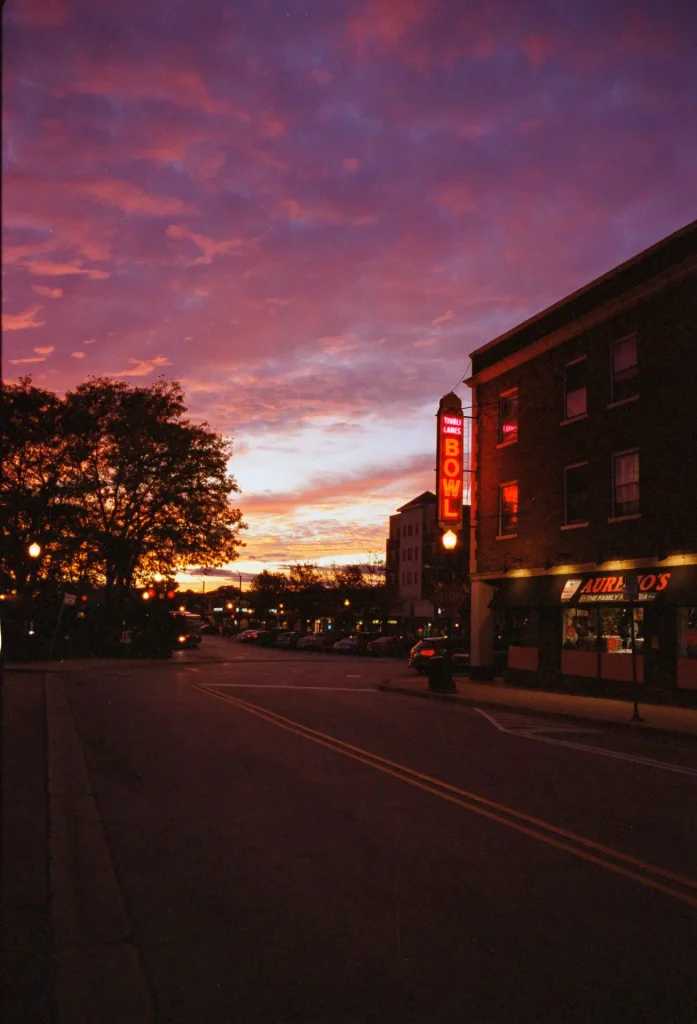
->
(28, 542, 42, 559)
(442, 530, 458, 550)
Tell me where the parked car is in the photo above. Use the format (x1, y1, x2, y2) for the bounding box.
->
(234, 629, 258, 642)
(296, 631, 346, 652)
(332, 632, 381, 655)
(366, 635, 409, 658)
(236, 629, 276, 646)
(408, 637, 470, 674)
(274, 631, 304, 648)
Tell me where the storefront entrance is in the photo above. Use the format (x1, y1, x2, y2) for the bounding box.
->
(488, 563, 697, 692)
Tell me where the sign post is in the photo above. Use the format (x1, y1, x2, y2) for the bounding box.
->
(50, 593, 76, 659)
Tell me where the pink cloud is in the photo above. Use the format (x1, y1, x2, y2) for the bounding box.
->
(61, 64, 237, 117)
(32, 284, 63, 298)
(2, 305, 46, 330)
(23, 260, 110, 280)
(432, 310, 454, 326)
(115, 356, 172, 378)
(165, 224, 249, 264)
(83, 179, 197, 217)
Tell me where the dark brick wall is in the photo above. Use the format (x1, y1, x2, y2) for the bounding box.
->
(473, 271, 697, 576)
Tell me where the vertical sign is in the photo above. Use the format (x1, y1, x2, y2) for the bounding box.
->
(436, 393, 464, 530)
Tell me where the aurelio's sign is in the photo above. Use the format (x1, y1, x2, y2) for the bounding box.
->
(436, 393, 464, 531)
(561, 572, 672, 604)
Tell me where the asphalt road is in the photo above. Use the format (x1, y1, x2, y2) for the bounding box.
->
(62, 637, 697, 1023)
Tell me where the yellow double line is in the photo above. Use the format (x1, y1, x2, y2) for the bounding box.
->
(193, 684, 697, 910)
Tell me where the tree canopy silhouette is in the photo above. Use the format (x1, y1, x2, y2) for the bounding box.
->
(1, 376, 246, 589)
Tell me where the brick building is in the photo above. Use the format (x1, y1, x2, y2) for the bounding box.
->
(386, 491, 470, 638)
(466, 219, 697, 694)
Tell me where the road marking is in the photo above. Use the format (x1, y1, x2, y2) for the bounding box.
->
(208, 683, 374, 692)
(475, 708, 600, 735)
(192, 684, 697, 910)
(475, 709, 697, 778)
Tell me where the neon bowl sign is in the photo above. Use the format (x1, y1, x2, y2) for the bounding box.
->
(437, 399, 464, 530)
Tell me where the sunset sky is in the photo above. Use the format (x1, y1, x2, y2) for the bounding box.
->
(3, 0, 697, 587)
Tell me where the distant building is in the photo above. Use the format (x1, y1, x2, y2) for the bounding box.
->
(386, 491, 470, 637)
(466, 219, 697, 694)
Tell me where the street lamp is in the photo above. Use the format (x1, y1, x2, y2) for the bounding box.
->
(28, 542, 42, 559)
(442, 530, 458, 550)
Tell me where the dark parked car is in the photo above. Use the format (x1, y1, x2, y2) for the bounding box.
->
(274, 631, 305, 648)
(408, 637, 470, 674)
(332, 632, 381, 655)
(296, 631, 346, 652)
(366, 635, 409, 658)
(236, 628, 276, 646)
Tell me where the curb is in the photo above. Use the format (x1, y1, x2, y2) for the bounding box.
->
(376, 683, 697, 743)
(46, 676, 154, 1022)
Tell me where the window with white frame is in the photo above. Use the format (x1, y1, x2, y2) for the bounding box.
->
(611, 336, 638, 403)
(613, 450, 639, 516)
(564, 357, 587, 420)
(564, 462, 589, 525)
(498, 389, 519, 444)
(498, 481, 519, 535)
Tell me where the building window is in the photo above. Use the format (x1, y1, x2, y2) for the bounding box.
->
(562, 608, 598, 651)
(600, 606, 644, 653)
(564, 358, 587, 420)
(415, 523, 419, 535)
(414, 572, 418, 585)
(407, 572, 412, 584)
(611, 336, 638, 402)
(613, 450, 640, 516)
(498, 389, 518, 444)
(564, 463, 589, 525)
(498, 481, 519, 536)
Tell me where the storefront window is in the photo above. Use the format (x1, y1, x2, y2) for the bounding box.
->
(678, 607, 697, 659)
(600, 606, 644, 653)
(563, 608, 599, 651)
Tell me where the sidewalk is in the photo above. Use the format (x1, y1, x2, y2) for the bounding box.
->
(1, 667, 153, 1024)
(378, 673, 697, 738)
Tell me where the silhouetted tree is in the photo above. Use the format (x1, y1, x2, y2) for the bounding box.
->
(0, 376, 247, 592)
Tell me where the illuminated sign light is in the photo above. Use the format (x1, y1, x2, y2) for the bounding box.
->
(561, 572, 671, 603)
(436, 397, 464, 530)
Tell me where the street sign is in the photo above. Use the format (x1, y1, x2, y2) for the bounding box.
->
(63, 593, 77, 607)
(436, 392, 464, 531)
